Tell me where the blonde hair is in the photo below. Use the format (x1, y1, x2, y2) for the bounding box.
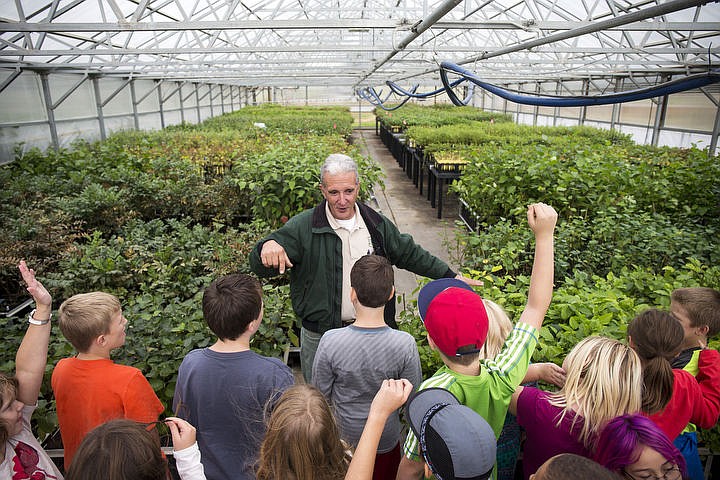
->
(481, 299, 513, 360)
(256, 384, 349, 480)
(58, 292, 121, 352)
(547, 336, 643, 448)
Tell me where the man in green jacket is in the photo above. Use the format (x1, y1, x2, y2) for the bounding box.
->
(249, 153, 480, 382)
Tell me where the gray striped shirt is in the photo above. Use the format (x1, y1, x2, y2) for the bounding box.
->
(312, 325, 423, 453)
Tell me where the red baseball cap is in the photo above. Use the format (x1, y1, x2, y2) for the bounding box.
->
(420, 281, 489, 358)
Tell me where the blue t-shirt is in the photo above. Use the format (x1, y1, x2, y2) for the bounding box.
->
(173, 348, 294, 480)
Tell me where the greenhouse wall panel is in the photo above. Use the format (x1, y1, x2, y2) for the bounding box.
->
(0, 72, 46, 124)
(135, 112, 161, 131)
(55, 118, 100, 148)
(100, 79, 133, 117)
(658, 130, 713, 150)
(0, 124, 51, 164)
(103, 116, 136, 135)
(665, 93, 717, 131)
(51, 75, 95, 121)
(161, 84, 182, 110)
(135, 81, 161, 113)
(619, 99, 657, 126)
(586, 105, 613, 123)
(163, 110, 183, 127)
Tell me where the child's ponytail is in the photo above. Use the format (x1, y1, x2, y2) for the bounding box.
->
(640, 355, 675, 414)
(627, 309, 684, 415)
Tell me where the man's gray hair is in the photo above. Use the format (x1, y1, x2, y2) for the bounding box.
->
(321, 153, 359, 185)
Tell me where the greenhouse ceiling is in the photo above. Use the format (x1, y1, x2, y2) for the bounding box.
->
(0, 0, 718, 89)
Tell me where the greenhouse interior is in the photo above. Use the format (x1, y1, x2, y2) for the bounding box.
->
(1, 0, 720, 479)
(0, 0, 719, 159)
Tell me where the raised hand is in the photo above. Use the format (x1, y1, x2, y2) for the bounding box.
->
(369, 378, 413, 419)
(19, 260, 52, 310)
(527, 202, 558, 237)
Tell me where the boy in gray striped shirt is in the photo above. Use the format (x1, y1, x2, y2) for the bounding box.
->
(312, 254, 422, 480)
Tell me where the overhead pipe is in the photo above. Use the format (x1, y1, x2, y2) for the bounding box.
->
(394, 0, 714, 83)
(354, 0, 462, 87)
(459, 0, 714, 65)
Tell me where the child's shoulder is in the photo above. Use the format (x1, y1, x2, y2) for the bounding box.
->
(420, 367, 459, 390)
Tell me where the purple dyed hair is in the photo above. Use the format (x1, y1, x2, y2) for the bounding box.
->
(595, 414, 687, 477)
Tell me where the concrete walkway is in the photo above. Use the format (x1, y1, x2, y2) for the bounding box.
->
(352, 128, 465, 307)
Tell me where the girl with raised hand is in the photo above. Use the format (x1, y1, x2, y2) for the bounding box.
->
(1, 261, 63, 479)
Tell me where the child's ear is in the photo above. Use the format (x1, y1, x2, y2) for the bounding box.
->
(350, 287, 358, 304)
(96, 334, 108, 347)
(427, 334, 436, 351)
(387, 286, 396, 301)
(248, 316, 261, 334)
(698, 325, 710, 337)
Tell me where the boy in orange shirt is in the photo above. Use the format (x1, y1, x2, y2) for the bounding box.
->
(51, 292, 164, 467)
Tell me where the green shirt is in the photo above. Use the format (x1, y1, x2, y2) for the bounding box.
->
(402, 323, 538, 463)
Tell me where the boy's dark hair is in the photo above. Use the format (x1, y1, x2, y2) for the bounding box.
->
(671, 287, 720, 337)
(202, 273, 262, 341)
(627, 309, 683, 415)
(350, 255, 394, 308)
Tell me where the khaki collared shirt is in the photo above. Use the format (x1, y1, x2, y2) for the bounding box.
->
(326, 203, 374, 321)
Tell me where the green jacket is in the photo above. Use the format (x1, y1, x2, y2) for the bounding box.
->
(249, 201, 455, 334)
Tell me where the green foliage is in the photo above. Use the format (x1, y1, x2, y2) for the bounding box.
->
(195, 104, 355, 137)
(0, 105, 375, 438)
(375, 104, 512, 128)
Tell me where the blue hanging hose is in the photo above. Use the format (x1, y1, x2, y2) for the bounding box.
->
(357, 77, 468, 109)
(440, 61, 720, 107)
(356, 85, 417, 110)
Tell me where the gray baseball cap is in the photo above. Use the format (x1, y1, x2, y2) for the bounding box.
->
(406, 388, 496, 480)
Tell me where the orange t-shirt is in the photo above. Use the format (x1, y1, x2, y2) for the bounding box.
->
(51, 357, 165, 466)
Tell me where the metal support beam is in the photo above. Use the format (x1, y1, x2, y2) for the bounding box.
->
(651, 75, 671, 146)
(579, 79, 589, 126)
(1, 19, 717, 33)
(130, 78, 139, 130)
(39, 72, 58, 150)
(533, 82, 540, 126)
(355, 0, 462, 86)
(709, 101, 720, 157)
(610, 78, 623, 131)
(460, 0, 713, 65)
(195, 83, 201, 123)
(157, 80, 165, 129)
(92, 76, 106, 140)
(179, 82, 184, 123)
